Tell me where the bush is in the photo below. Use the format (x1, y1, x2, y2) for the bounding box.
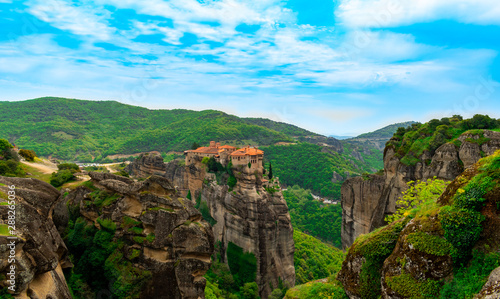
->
(19, 149, 37, 161)
(0, 160, 24, 177)
(50, 169, 74, 187)
(58, 163, 80, 173)
(386, 178, 449, 224)
(228, 175, 237, 188)
(454, 180, 489, 211)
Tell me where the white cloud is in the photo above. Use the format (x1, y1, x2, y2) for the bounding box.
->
(26, 0, 114, 40)
(336, 0, 500, 28)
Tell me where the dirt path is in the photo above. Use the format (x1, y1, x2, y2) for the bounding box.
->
(21, 160, 58, 174)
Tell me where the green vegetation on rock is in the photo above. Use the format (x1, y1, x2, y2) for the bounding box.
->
(387, 115, 500, 166)
(386, 272, 442, 299)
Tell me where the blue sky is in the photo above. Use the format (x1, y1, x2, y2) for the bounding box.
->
(0, 0, 499, 136)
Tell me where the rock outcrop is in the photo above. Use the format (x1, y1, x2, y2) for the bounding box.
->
(341, 130, 500, 249)
(64, 172, 214, 299)
(338, 149, 500, 299)
(127, 155, 296, 298)
(125, 153, 167, 178)
(0, 177, 72, 298)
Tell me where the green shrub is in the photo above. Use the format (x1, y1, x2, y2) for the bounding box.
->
(19, 149, 37, 161)
(406, 232, 453, 256)
(0, 160, 24, 177)
(50, 169, 74, 187)
(439, 206, 484, 263)
(228, 175, 237, 188)
(58, 163, 80, 172)
(453, 180, 489, 211)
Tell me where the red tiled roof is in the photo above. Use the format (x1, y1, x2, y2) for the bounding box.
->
(230, 147, 264, 156)
(187, 147, 220, 154)
(219, 145, 237, 149)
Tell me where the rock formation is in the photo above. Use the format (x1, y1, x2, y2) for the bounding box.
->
(338, 151, 500, 298)
(63, 172, 214, 299)
(127, 154, 296, 298)
(0, 177, 72, 298)
(341, 130, 500, 249)
(125, 152, 167, 178)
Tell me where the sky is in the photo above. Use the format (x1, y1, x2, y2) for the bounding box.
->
(0, 0, 499, 136)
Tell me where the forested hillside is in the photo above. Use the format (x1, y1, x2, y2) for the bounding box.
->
(0, 97, 299, 161)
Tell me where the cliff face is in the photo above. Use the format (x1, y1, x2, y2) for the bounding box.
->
(128, 155, 296, 298)
(0, 177, 72, 298)
(64, 172, 214, 299)
(201, 166, 295, 298)
(341, 130, 500, 249)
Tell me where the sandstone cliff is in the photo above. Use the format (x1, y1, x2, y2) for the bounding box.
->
(341, 130, 500, 249)
(0, 177, 72, 298)
(127, 154, 296, 298)
(62, 172, 214, 299)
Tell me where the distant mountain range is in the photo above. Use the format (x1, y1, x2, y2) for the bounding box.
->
(328, 135, 354, 140)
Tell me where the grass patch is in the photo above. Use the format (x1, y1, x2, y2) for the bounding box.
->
(0, 224, 13, 236)
(21, 163, 52, 183)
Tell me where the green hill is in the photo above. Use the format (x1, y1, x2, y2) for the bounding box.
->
(0, 97, 307, 161)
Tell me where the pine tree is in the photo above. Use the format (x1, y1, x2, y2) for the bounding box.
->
(268, 162, 273, 180)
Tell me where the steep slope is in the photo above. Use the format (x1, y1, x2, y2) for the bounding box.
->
(338, 149, 500, 298)
(341, 115, 500, 249)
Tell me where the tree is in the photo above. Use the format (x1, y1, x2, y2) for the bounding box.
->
(19, 149, 37, 161)
(268, 162, 273, 180)
(58, 163, 80, 173)
(241, 282, 259, 299)
(385, 178, 449, 224)
(191, 142, 201, 150)
(0, 139, 13, 152)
